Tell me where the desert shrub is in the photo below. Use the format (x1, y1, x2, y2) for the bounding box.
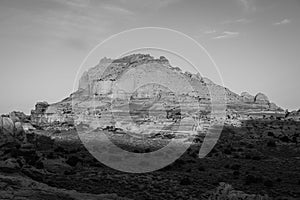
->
(279, 136, 290, 142)
(244, 174, 263, 185)
(54, 146, 66, 153)
(230, 164, 241, 170)
(267, 131, 274, 137)
(223, 148, 232, 155)
(266, 140, 276, 147)
(179, 177, 192, 185)
(35, 160, 44, 169)
(207, 182, 270, 200)
(276, 178, 282, 182)
(264, 179, 273, 187)
(232, 170, 240, 176)
(198, 165, 205, 171)
(66, 156, 81, 167)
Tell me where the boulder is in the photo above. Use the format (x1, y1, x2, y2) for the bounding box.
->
(0, 120, 20, 151)
(0, 117, 14, 135)
(254, 93, 269, 104)
(241, 92, 255, 103)
(9, 111, 27, 123)
(14, 121, 25, 140)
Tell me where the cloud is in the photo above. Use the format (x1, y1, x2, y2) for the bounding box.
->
(236, 0, 256, 12)
(203, 30, 216, 34)
(155, 0, 182, 8)
(213, 31, 240, 40)
(273, 19, 291, 26)
(102, 4, 134, 15)
(238, 0, 249, 8)
(52, 0, 91, 9)
(222, 18, 252, 25)
(118, 0, 181, 9)
(63, 37, 91, 50)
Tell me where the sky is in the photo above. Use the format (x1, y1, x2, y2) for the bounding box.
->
(0, 0, 299, 114)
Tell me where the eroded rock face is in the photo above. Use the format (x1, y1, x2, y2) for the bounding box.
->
(22, 123, 36, 132)
(9, 111, 28, 123)
(74, 54, 282, 113)
(254, 93, 269, 104)
(241, 92, 255, 103)
(30, 100, 74, 130)
(286, 109, 300, 121)
(30, 101, 50, 125)
(269, 102, 279, 110)
(78, 71, 89, 90)
(34, 101, 49, 113)
(29, 54, 284, 128)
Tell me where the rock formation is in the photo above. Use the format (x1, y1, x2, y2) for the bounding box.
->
(254, 92, 269, 104)
(0, 116, 15, 134)
(29, 54, 283, 128)
(241, 92, 255, 103)
(30, 100, 73, 130)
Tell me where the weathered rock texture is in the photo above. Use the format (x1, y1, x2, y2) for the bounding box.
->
(29, 54, 283, 128)
(241, 92, 255, 103)
(254, 92, 269, 104)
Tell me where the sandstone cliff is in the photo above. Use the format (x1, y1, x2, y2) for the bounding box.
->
(30, 54, 283, 128)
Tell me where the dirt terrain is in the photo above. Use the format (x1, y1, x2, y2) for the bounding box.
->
(1, 117, 299, 200)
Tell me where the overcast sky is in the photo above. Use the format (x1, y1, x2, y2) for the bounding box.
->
(0, 0, 299, 114)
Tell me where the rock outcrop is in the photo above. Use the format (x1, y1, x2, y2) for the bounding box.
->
(30, 100, 73, 130)
(285, 109, 300, 121)
(76, 54, 281, 111)
(0, 116, 25, 142)
(9, 111, 28, 123)
(241, 92, 255, 103)
(29, 54, 283, 128)
(30, 102, 50, 125)
(0, 116, 15, 134)
(254, 92, 269, 104)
